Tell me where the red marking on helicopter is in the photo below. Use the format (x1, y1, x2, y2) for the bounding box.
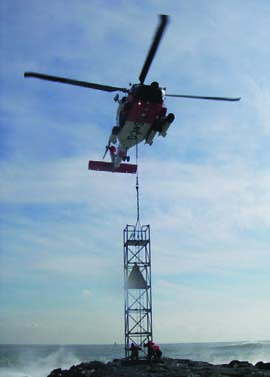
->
(88, 160, 137, 174)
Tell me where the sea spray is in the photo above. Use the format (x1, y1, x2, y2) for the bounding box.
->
(1, 342, 269, 377)
(0, 346, 81, 377)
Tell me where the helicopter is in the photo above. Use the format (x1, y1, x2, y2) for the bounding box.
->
(24, 15, 240, 174)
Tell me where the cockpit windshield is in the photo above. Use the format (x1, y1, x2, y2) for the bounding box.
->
(131, 83, 163, 103)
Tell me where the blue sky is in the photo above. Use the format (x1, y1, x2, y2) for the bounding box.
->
(0, 0, 270, 344)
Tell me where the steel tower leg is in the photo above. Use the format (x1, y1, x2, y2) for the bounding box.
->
(123, 224, 152, 359)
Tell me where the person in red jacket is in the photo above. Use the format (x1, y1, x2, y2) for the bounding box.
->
(143, 340, 156, 362)
(153, 343, 162, 361)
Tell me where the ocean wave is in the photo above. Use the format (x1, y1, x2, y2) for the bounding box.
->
(1, 342, 269, 377)
(215, 341, 270, 351)
(0, 346, 81, 377)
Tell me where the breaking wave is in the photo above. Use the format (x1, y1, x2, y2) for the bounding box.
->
(0, 346, 81, 377)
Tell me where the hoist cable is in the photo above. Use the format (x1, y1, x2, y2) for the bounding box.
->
(135, 136, 140, 227)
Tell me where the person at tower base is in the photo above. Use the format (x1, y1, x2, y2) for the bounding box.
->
(144, 340, 163, 363)
(129, 342, 141, 360)
(153, 343, 163, 361)
(143, 340, 156, 362)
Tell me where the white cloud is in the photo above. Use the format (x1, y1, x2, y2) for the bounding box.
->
(82, 289, 93, 298)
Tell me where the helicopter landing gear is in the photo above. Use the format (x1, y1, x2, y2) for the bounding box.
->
(109, 126, 121, 144)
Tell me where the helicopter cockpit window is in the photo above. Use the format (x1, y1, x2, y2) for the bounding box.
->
(131, 84, 141, 98)
(131, 84, 163, 104)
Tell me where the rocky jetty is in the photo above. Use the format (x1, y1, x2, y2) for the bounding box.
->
(48, 358, 270, 377)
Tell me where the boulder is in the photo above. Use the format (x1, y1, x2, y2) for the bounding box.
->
(256, 361, 270, 370)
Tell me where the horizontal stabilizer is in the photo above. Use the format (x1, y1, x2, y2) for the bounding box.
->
(88, 161, 137, 174)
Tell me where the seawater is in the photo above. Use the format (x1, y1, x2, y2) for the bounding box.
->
(0, 341, 269, 377)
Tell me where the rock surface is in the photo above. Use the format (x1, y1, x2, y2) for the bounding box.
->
(47, 358, 270, 377)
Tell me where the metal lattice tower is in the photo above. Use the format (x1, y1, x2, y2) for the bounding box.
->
(123, 224, 152, 358)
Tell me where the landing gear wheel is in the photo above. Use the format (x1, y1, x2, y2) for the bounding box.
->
(112, 126, 120, 135)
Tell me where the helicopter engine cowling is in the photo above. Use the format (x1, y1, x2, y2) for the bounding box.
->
(145, 129, 157, 146)
(159, 113, 175, 137)
(145, 113, 175, 145)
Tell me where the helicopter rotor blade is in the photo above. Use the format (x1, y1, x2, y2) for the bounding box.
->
(139, 14, 168, 84)
(24, 72, 128, 93)
(166, 94, 241, 101)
